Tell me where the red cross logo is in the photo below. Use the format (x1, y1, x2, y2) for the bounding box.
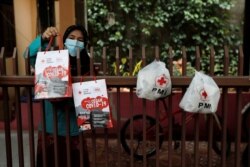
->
(200, 89, 208, 101)
(155, 75, 168, 87)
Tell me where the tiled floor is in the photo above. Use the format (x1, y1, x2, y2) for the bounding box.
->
(0, 132, 248, 167)
(0, 131, 38, 167)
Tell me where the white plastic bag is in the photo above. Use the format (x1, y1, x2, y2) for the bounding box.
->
(179, 71, 220, 113)
(136, 60, 172, 100)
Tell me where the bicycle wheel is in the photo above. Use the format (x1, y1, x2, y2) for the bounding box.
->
(208, 114, 231, 157)
(120, 114, 164, 160)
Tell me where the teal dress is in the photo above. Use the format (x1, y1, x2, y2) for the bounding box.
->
(28, 35, 79, 136)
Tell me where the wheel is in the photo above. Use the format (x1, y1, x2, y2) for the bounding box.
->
(120, 114, 164, 160)
(209, 114, 231, 157)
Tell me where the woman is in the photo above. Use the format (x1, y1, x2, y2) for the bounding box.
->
(27, 25, 90, 167)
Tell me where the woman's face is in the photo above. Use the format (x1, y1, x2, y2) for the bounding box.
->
(67, 29, 84, 42)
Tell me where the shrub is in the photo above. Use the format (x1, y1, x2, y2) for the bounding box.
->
(87, 0, 242, 75)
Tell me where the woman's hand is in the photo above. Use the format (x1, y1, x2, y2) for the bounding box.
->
(42, 27, 58, 40)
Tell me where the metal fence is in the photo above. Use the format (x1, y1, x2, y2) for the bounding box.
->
(0, 46, 249, 167)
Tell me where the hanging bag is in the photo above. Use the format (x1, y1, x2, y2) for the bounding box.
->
(179, 71, 220, 113)
(34, 35, 72, 99)
(136, 60, 172, 100)
(72, 78, 113, 131)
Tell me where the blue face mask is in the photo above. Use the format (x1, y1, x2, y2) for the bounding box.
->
(64, 39, 84, 57)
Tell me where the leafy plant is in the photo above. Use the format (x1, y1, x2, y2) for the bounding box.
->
(87, 0, 242, 76)
(111, 58, 142, 76)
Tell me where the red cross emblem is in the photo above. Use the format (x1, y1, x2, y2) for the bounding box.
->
(155, 75, 168, 87)
(200, 89, 208, 101)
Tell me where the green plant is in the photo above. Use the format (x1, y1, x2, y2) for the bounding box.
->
(111, 58, 142, 76)
(87, 0, 242, 76)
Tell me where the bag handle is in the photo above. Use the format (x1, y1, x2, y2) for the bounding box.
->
(44, 34, 63, 54)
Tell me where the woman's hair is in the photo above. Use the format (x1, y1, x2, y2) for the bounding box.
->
(63, 25, 90, 75)
(63, 24, 89, 47)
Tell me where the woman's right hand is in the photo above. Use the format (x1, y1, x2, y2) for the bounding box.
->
(42, 26, 58, 40)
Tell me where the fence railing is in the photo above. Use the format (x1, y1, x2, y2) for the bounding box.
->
(0, 46, 250, 167)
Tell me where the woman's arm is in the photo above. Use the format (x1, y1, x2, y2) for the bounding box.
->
(25, 35, 48, 68)
(27, 27, 59, 59)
